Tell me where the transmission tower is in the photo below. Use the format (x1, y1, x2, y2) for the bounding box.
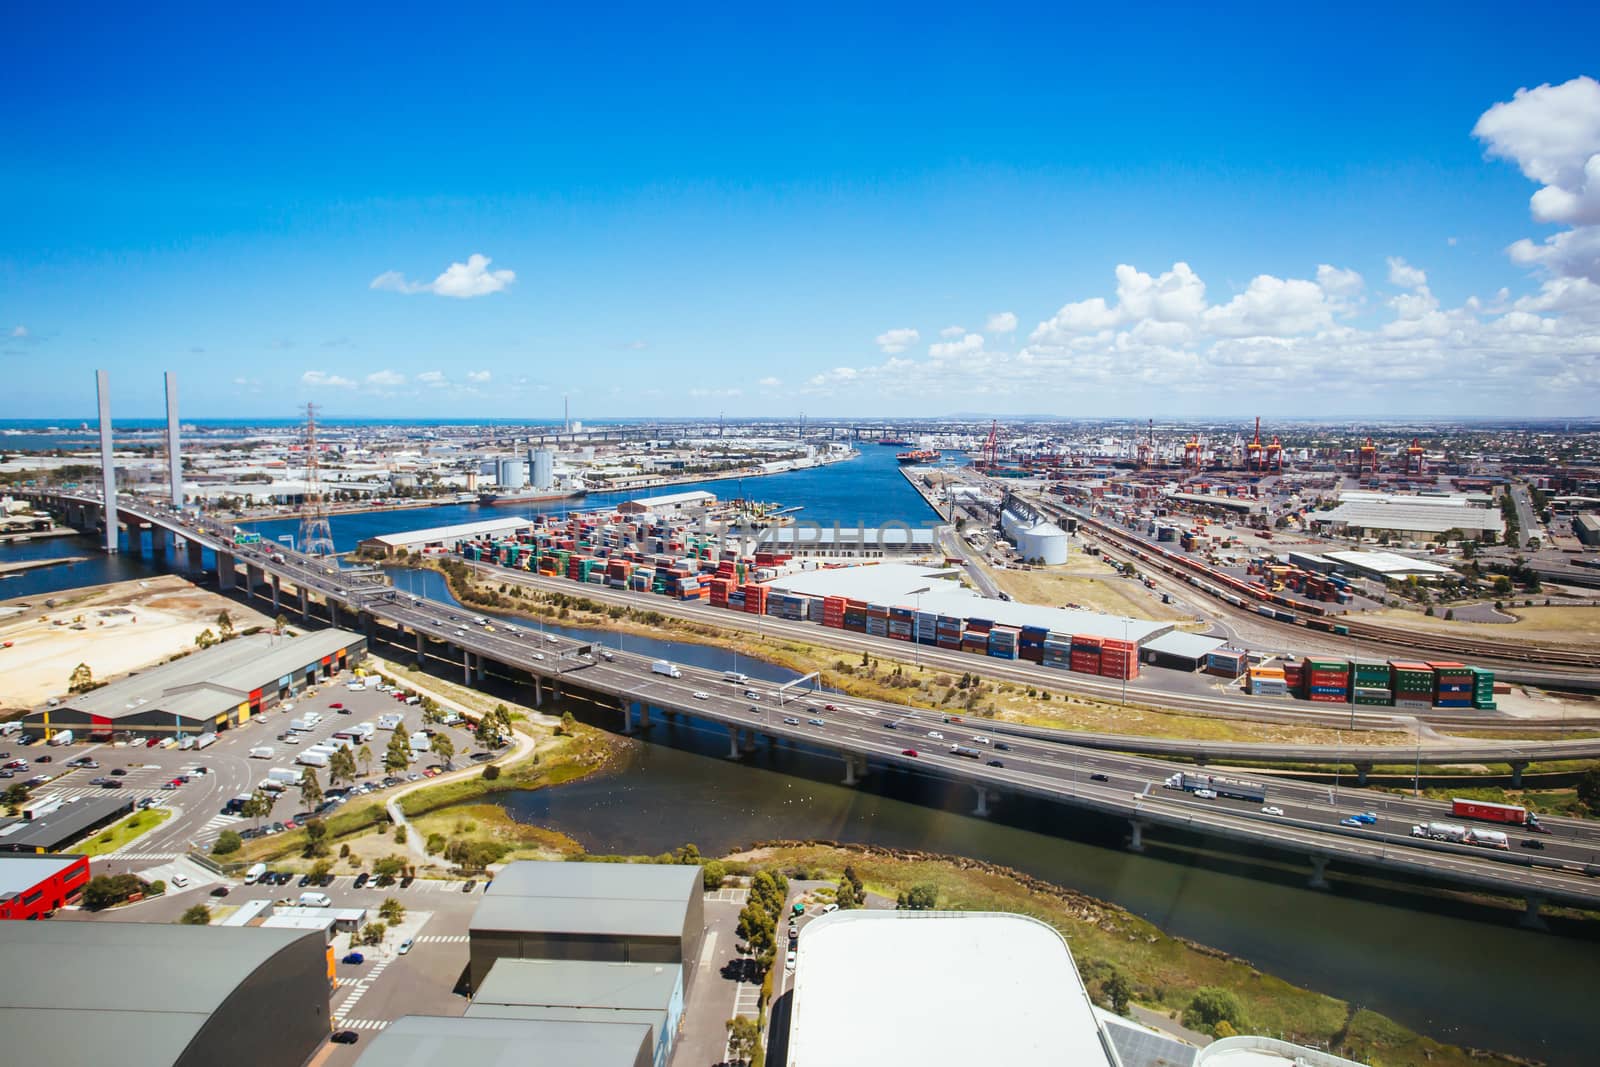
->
(299, 402, 337, 556)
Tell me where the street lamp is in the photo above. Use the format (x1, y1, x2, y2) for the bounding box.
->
(1120, 617, 1130, 707)
(906, 586, 930, 670)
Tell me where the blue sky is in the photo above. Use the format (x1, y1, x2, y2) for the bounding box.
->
(5, 6, 1600, 419)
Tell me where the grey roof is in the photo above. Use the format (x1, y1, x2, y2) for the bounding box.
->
(57, 630, 362, 721)
(473, 958, 679, 1011)
(0, 853, 81, 897)
(464, 1004, 665, 1054)
(1097, 1010, 1199, 1067)
(471, 896, 685, 939)
(0, 923, 320, 1067)
(1313, 500, 1504, 534)
(1142, 630, 1226, 661)
(621, 490, 716, 509)
(757, 526, 937, 546)
(364, 517, 533, 547)
(0, 795, 132, 851)
(354, 1015, 652, 1067)
(486, 860, 699, 904)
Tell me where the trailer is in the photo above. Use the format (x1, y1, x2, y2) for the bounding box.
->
(1164, 771, 1267, 804)
(1410, 821, 1468, 843)
(1467, 828, 1510, 850)
(949, 745, 982, 759)
(195, 733, 217, 750)
(249, 746, 276, 760)
(1451, 798, 1538, 827)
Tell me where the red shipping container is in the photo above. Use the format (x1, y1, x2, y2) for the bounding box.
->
(1309, 693, 1348, 703)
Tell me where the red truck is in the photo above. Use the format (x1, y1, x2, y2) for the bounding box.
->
(1452, 798, 1545, 831)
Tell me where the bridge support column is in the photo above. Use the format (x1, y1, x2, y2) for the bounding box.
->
(728, 725, 742, 759)
(186, 539, 204, 572)
(622, 701, 637, 735)
(329, 600, 340, 629)
(841, 753, 866, 786)
(462, 650, 472, 684)
(300, 587, 310, 624)
(973, 787, 993, 818)
(475, 655, 486, 683)
(1308, 855, 1331, 890)
(414, 631, 425, 667)
(741, 730, 757, 754)
(1510, 761, 1528, 788)
(1128, 820, 1148, 852)
(150, 526, 168, 560)
(272, 576, 281, 616)
(217, 551, 235, 591)
(639, 703, 652, 730)
(1355, 762, 1372, 788)
(246, 564, 265, 600)
(1521, 895, 1546, 930)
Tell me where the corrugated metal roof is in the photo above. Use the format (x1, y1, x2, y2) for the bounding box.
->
(1313, 500, 1503, 534)
(486, 861, 699, 903)
(1142, 631, 1226, 660)
(0, 795, 132, 851)
(365, 517, 533, 547)
(473, 959, 679, 1011)
(620, 490, 716, 509)
(471, 897, 685, 939)
(353, 1015, 652, 1067)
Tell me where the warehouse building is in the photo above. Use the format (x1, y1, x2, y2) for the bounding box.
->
(353, 1015, 653, 1067)
(0, 853, 90, 918)
(468, 958, 684, 1067)
(1577, 513, 1600, 548)
(468, 861, 704, 992)
(1139, 630, 1227, 673)
(616, 490, 716, 516)
(1310, 491, 1504, 540)
(23, 629, 366, 739)
(0, 795, 133, 854)
(1321, 550, 1456, 582)
(754, 524, 939, 558)
(0, 922, 333, 1067)
(787, 910, 1118, 1066)
(357, 516, 534, 557)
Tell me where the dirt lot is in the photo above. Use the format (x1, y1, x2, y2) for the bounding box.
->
(1371, 604, 1600, 645)
(0, 575, 275, 710)
(983, 554, 1199, 624)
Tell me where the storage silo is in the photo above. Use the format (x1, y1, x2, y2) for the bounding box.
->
(529, 449, 555, 491)
(498, 457, 528, 489)
(1013, 520, 1069, 565)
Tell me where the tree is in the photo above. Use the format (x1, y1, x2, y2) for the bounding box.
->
(1103, 969, 1132, 1015)
(194, 627, 217, 649)
(4, 783, 30, 815)
(674, 842, 701, 865)
(1577, 768, 1600, 815)
(328, 747, 357, 787)
(556, 710, 577, 736)
(311, 858, 333, 881)
(241, 789, 273, 833)
(702, 861, 727, 890)
(216, 609, 234, 638)
(835, 866, 865, 910)
(1493, 576, 1513, 595)
(69, 661, 95, 693)
(482, 763, 501, 781)
(359, 922, 387, 947)
(736, 901, 776, 958)
(378, 896, 406, 924)
(725, 1016, 761, 1064)
(373, 856, 407, 885)
(211, 830, 243, 856)
(303, 817, 330, 858)
(477, 715, 504, 749)
(384, 729, 413, 772)
(430, 733, 456, 768)
(357, 743, 374, 777)
(83, 873, 145, 910)
(750, 871, 784, 919)
(1182, 987, 1248, 1036)
(298, 766, 323, 810)
(897, 883, 938, 910)
(180, 904, 212, 925)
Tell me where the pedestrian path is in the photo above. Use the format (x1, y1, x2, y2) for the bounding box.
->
(111, 852, 181, 862)
(337, 1019, 390, 1031)
(412, 934, 469, 944)
(41, 785, 163, 803)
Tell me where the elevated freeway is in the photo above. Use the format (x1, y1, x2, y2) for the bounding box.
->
(27, 489, 1600, 920)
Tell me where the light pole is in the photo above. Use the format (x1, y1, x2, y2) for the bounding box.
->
(907, 586, 930, 671)
(1120, 617, 1130, 707)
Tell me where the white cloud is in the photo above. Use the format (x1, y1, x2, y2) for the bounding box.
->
(984, 311, 1018, 333)
(758, 376, 783, 387)
(9, 326, 26, 338)
(1315, 264, 1365, 302)
(300, 370, 355, 389)
(370, 253, 516, 299)
(1386, 256, 1428, 289)
(417, 370, 447, 387)
(1475, 76, 1600, 283)
(466, 370, 491, 383)
(365, 369, 406, 389)
(928, 332, 986, 359)
(939, 325, 966, 339)
(875, 327, 920, 354)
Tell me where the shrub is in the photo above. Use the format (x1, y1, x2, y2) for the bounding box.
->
(702, 860, 727, 890)
(1182, 986, 1248, 1036)
(483, 763, 500, 781)
(212, 830, 243, 856)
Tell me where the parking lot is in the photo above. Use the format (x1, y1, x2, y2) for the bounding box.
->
(8, 666, 485, 866)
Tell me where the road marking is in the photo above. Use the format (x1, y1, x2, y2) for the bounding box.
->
(697, 931, 718, 971)
(413, 934, 469, 944)
(338, 1019, 390, 1031)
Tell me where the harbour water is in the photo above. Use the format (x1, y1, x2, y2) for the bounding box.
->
(1, 449, 1593, 1061)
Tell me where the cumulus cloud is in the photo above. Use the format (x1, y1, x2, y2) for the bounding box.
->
(939, 325, 966, 339)
(875, 327, 920, 354)
(1476, 76, 1600, 283)
(300, 370, 355, 388)
(984, 311, 1018, 333)
(1386, 256, 1428, 289)
(365, 369, 406, 389)
(1316, 265, 1364, 302)
(371, 253, 516, 298)
(417, 370, 447, 386)
(758, 376, 783, 387)
(466, 369, 492, 383)
(929, 332, 986, 359)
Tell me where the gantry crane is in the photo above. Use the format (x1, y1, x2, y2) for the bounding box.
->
(1246, 416, 1265, 472)
(1406, 437, 1426, 475)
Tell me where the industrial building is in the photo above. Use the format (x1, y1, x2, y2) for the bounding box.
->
(1139, 630, 1227, 672)
(764, 563, 1173, 646)
(1320, 550, 1456, 581)
(754, 524, 939, 558)
(1310, 491, 1505, 540)
(352, 1016, 653, 1067)
(0, 853, 89, 918)
(1577, 513, 1600, 548)
(1001, 507, 1069, 564)
(357, 516, 534, 557)
(468, 958, 684, 1067)
(468, 861, 704, 992)
(787, 910, 1117, 1066)
(0, 795, 133, 853)
(23, 629, 366, 739)
(0, 922, 333, 1067)
(616, 490, 716, 516)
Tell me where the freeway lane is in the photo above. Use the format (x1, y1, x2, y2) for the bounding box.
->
(35, 493, 1600, 907)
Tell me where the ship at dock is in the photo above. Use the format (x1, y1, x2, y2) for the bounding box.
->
(876, 437, 911, 446)
(896, 448, 939, 464)
(478, 487, 588, 507)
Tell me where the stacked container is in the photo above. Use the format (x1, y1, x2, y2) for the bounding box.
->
(1248, 665, 1288, 696)
(961, 629, 989, 654)
(1351, 660, 1393, 707)
(987, 626, 1020, 659)
(1281, 660, 1304, 695)
(1070, 634, 1102, 675)
(1302, 658, 1351, 703)
(1042, 635, 1072, 671)
(1019, 626, 1048, 664)
(1389, 661, 1435, 711)
(1099, 638, 1138, 679)
(936, 615, 964, 649)
(1470, 666, 1497, 711)
(1430, 661, 1474, 709)
(743, 584, 769, 615)
(822, 597, 846, 629)
(914, 611, 939, 646)
(1204, 648, 1248, 678)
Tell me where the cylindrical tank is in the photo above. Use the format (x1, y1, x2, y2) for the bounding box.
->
(1014, 521, 1069, 565)
(530, 449, 555, 491)
(498, 457, 527, 489)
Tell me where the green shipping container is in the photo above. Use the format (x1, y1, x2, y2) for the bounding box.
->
(1306, 658, 1349, 671)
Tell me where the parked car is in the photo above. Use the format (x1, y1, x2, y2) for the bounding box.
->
(110, 767, 127, 775)
(353, 873, 369, 889)
(330, 1031, 360, 1045)
(343, 952, 365, 965)
(398, 938, 414, 955)
(463, 879, 477, 893)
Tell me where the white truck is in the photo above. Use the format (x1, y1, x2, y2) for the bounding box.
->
(377, 713, 403, 731)
(48, 729, 74, 746)
(267, 767, 300, 784)
(249, 746, 276, 760)
(289, 718, 315, 733)
(409, 731, 432, 753)
(258, 778, 286, 794)
(295, 750, 330, 768)
(651, 659, 683, 679)
(298, 891, 332, 908)
(195, 733, 217, 750)
(244, 863, 268, 885)
(1411, 822, 1469, 843)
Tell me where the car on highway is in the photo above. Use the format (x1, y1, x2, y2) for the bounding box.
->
(970, 736, 989, 745)
(692, 691, 710, 700)
(901, 749, 919, 758)
(1261, 806, 1285, 816)
(1339, 816, 1367, 827)
(822, 703, 837, 712)
(1350, 812, 1378, 824)
(783, 717, 800, 725)
(744, 690, 761, 700)
(1193, 789, 1217, 799)
(1090, 773, 1109, 782)
(926, 731, 944, 741)
(454, 629, 466, 637)
(993, 742, 1011, 751)
(986, 759, 1004, 768)
(599, 650, 616, 661)
(1521, 839, 1546, 850)
(807, 718, 825, 727)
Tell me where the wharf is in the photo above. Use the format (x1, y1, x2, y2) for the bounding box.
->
(0, 555, 90, 576)
(0, 525, 78, 544)
(897, 464, 952, 520)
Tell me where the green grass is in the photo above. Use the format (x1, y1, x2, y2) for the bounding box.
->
(76, 807, 172, 857)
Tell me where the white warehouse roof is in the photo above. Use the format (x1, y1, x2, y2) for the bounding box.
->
(1321, 550, 1456, 578)
(787, 911, 1116, 1067)
(363, 517, 533, 548)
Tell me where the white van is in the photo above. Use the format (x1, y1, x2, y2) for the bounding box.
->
(722, 671, 749, 684)
(298, 892, 332, 908)
(249, 746, 276, 759)
(243, 863, 268, 885)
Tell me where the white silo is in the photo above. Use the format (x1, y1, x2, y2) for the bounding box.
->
(498, 457, 528, 489)
(530, 449, 555, 491)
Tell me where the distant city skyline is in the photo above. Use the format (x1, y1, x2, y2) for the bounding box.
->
(5, 9, 1600, 417)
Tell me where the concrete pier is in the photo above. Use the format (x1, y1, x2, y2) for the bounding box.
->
(973, 786, 993, 818)
(1128, 820, 1147, 852)
(1522, 894, 1546, 930)
(841, 753, 867, 786)
(727, 724, 742, 759)
(1308, 855, 1331, 889)
(272, 575, 282, 615)
(217, 552, 235, 591)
